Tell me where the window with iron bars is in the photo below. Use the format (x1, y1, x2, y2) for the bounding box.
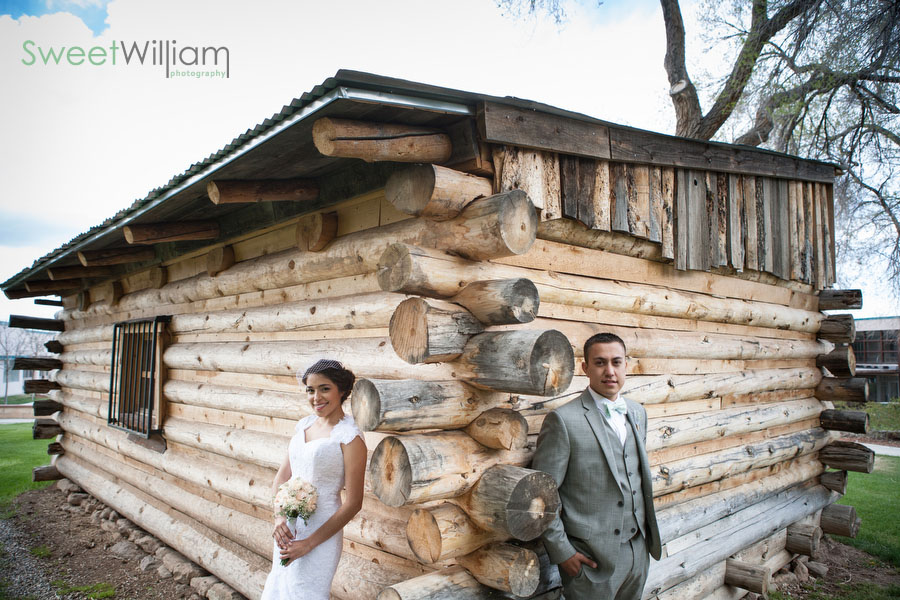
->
(107, 316, 170, 437)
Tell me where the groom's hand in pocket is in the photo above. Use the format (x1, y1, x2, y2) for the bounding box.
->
(559, 551, 597, 577)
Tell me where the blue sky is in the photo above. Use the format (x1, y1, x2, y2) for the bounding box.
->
(0, 0, 109, 35)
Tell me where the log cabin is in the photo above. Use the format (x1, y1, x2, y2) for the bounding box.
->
(2, 70, 874, 600)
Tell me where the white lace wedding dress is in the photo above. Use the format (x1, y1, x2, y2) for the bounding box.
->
(260, 414, 362, 600)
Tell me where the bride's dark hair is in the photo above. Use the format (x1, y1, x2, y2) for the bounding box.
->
(300, 359, 356, 400)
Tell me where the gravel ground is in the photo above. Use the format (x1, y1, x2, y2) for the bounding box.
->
(0, 514, 59, 599)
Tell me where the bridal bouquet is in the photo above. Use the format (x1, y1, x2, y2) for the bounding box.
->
(274, 477, 318, 566)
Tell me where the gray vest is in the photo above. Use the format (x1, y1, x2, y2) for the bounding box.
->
(598, 413, 648, 541)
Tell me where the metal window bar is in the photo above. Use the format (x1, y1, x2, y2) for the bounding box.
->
(108, 315, 170, 437)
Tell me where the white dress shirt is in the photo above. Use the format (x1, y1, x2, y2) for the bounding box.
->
(587, 387, 628, 445)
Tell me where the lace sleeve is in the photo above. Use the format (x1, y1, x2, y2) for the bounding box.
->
(294, 415, 314, 435)
(334, 416, 363, 445)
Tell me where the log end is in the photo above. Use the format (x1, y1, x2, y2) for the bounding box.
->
(377, 244, 415, 293)
(496, 189, 538, 256)
(350, 378, 382, 432)
(464, 408, 528, 450)
(206, 180, 221, 204)
(406, 508, 443, 564)
(384, 164, 437, 217)
(369, 436, 412, 507)
(506, 470, 561, 540)
(531, 330, 575, 396)
(388, 298, 431, 364)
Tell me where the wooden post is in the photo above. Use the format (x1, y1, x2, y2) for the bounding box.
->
(206, 245, 235, 277)
(78, 246, 156, 266)
(456, 329, 574, 396)
(816, 345, 856, 377)
(456, 464, 560, 540)
(449, 278, 539, 325)
(296, 212, 338, 251)
(820, 470, 847, 494)
(385, 164, 493, 220)
(206, 178, 318, 204)
(786, 524, 822, 557)
(47, 265, 113, 280)
(33, 419, 62, 439)
(456, 543, 541, 597)
(13, 357, 63, 371)
(24, 380, 61, 394)
(815, 378, 868, 403)
(24, 279, 82, 293)
(821, 503, 861, 538)
(818, 314, 856, 343)
(820, 409, 869, 434)
(407, 503, 503, 563)
(312, 117, 452, 163)
(464, 408, 528, 450)
(724, 559, 770, 597)
(818, 289, 863, 310)
(124, 221, 219, 244)
(819, 441, 874, 473)
(9, 315, 65, 332)
(33, 399, 63, 417)
(32, 465, 62, 482)
(389, 298, 483, 364)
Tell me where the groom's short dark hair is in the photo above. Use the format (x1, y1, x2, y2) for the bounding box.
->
(583, 332, 627, 359)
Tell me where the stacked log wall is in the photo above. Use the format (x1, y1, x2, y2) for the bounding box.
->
(45, 154, 850, 600)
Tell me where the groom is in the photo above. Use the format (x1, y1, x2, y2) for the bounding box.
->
(531, 332, 661, 600)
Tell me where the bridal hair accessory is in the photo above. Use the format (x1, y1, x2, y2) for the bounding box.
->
(299, 358, 345, 385)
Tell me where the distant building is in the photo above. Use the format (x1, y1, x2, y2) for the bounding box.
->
(0, 320, 55, 398)
(852, 316, 900, 403)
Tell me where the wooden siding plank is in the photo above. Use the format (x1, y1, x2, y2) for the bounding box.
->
(688, 170, 710, 271)
(757, 178, 773, 274)
(824, 183, 836, 286)
(676, 169, 689, 271)
(742, 176, 758, 271)
(777, 179, 791, 279)
(593, 160, 612, 231)
(727, 174, 744, 270)
(661, 167, 676, 260)
(575, 158, 599, 229)
(789, 181, 801, 281)
(632, 165, 652, 239)
(814, 183, 826, 289)
(560, 154, 579, 221)
(479, 101, 611, 159)
(611, 163, 633, 233)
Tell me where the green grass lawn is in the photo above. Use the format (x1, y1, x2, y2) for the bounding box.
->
(0, 423, 53, 512)
(837, 455, 900, 568)
(1, 394, 37, 405)
(834, 401, 900, 431)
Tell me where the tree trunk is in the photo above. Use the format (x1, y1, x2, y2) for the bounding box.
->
(407, 503, 504, 563)
(312, 117, 452, 163)
(819, 470, 847, 494)
(724, 559, 770, 596)
(785, 524, 821, 557)
(456, 543, 540, 597)
(389, 298, 483, 364)
(820, 504, 860, 538)
(455, 330, 574, 396)
(818, 441, 874, 473)
(819, 409, 869, 434)
(815, 378, 868, 403)
(449, 278, 539, 325)
(817, 289, 862, 310)
(385, 164, 493, 220)
(368, 432, 530, 507)
(817, 314, 855, 343)
(816, 346, 856, 377)
(206, 178, 318, 204)
(455, 464, 560, 541)
(463, 408, 528, 450)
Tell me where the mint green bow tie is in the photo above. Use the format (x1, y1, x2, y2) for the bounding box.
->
(604, 398, 628, 418)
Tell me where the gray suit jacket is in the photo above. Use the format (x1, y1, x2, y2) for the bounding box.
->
(531, 389, 662, 576)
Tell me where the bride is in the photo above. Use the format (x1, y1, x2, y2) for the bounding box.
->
(260, 359, 367, 600)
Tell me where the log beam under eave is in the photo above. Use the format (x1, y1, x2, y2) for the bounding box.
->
(124, 221, 219, 245)
(206, 178, 318, 204)
(312, 117, 452, 163)
(78, 246, 156, 266)
(47, 265, 113, 280)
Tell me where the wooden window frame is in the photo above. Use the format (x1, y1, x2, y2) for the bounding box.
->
(107, 316, 170, 437)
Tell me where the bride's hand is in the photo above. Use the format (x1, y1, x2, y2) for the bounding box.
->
(273, 516, 291, 549)
(279, 538, 313, 565)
